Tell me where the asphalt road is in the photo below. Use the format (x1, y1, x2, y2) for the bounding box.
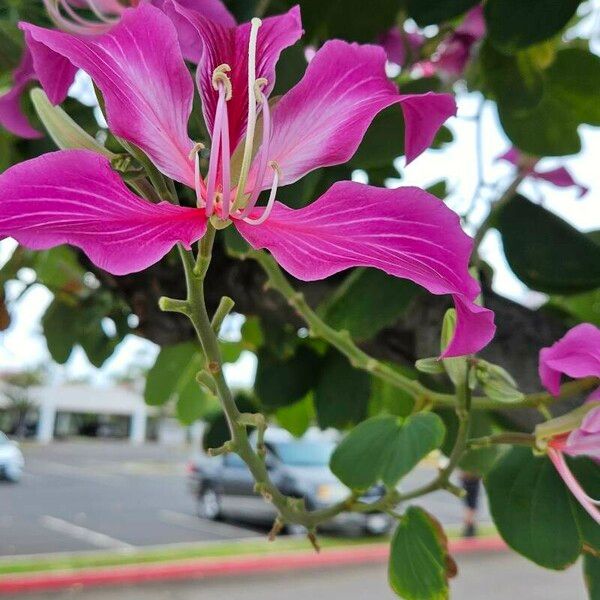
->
(17, 553, 587, 600)
(0, 441, 490, 557)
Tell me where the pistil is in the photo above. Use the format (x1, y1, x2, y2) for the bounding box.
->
(232, 17, 262, 211)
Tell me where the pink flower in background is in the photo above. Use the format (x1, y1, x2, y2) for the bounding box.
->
(379, 28, 425, 68)
(497, 147, 588, 198)
(0, 0, 235, 139)
(538, 323, 600, 524)
(431, 5, 485, 76)
(0, 3, 495, 357)
(0, 48, 42, 139)
(381, 5, 485, 77)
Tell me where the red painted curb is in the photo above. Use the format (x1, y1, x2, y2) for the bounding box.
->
(0, 537, 506, 595)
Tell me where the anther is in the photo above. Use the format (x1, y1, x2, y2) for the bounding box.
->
(254, 77, 268, 101)
(212, 64, 233, 101)
(188, 142, 205, 161)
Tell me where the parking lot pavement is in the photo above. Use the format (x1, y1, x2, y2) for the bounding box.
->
(0, 442, 262, 557)
(0, 442, 490, 557)
(14, 553, 586, 600)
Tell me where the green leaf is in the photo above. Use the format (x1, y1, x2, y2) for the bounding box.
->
(546, 48, 600, 126)
(318, 268, 420, 341)
(569, 457, 600, 552)
(42, 299, 79, 364)
(369, 364, 417, 418)
(292, 0, 399, 42)
(549, 288, 600, 326)
(276, 394, 314, 437)
(497, 195, 600, 294)
(485, 447, 582, 569)
(481, 41, 544, 111)
(485, 0, 582, 51)
(388, 507, 451, 600)
(407, 0, 479, 26)
(584, 554, 600, 600)
(498, 93, 581, 156)
(33, 247, 85, 292)
(144, 342, 203, 407)
(255, 345, 321, 409)
(330, 413, 445, 490)
(314, 350, 371, 429)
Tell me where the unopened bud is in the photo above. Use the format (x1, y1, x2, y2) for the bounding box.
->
(415, 357, 445, 375)
(30, 88, 115, 158)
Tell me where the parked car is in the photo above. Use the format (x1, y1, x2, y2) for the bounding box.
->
(0, 431, 25, 483)
(188, 427, 392, 535)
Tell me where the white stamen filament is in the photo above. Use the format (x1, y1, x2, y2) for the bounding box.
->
(220, 91, 232, 218)
(86, 0, 118, 23)
(189, 143, 206, 208)
(239, 88, 271, 219)
(205, 84, 226, 217)
(232, 17, 262, 210)
(242, 162, 280, 226)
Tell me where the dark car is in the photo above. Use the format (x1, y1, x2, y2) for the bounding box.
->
(188, 427, 392, 535)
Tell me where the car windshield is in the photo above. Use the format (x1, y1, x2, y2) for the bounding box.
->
(271, 441, 335, 466)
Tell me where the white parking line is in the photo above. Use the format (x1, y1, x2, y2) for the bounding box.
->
(39, 516, 134, 550)
(158, 510, 252, 539)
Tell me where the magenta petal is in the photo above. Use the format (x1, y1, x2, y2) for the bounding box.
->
(253, 41, 455, 188)
(0, 150, 206, 275)
(0, 47, 43, 139)
(21, 4, 196, 187)
(539, 323, 600, 396)
(548, 447, 600, 525)
(535, 166, 588, 198)
(235, 181, 495, 356)
(167, 2, 302, 149)
(151, 0, 236, 62)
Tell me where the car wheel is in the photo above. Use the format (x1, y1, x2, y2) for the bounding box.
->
(4, 463, 23, 483)
(197, 487, 222, 520)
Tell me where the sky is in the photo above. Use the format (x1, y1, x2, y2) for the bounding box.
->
(1, 15, 599, 389)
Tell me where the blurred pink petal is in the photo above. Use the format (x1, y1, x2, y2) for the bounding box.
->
(250, 41, 455, 189)
(0, 47, 43, 139)
(21, 4, 196, 186)
(235, 181, 495, 357)
(497, 146, 587, 197)
(539, 323, 600, 396)
(379, 28, 424, 67)
(0, 150, 206, 275)
(167, 2, 302, 150)
(548, 445, 600, 524)
(565, 406, 600, 462)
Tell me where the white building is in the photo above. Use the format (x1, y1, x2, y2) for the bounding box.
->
(0, 384, 151, 444)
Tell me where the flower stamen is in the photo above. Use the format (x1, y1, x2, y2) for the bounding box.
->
(189, 142, 206, 208)
(232, 17, 262, 211)
(212, 64, 233, 101)
(239, 87, 271, 218)
(242, 161, 280, 226)
(205, 83, 227, 216)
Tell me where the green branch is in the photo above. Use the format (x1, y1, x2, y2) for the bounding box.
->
(247, 249, 596, 412)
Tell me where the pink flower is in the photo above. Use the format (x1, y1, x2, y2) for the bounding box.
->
(431, 5, 485, 76)
(0, 47, 43, 139)
(0, 3, 496, 357)
(379, 29, 425, 68)
(43, 0, 234, 61)
(0, 0, 235, 139)
(497, 147, 588, 198)
(538, 323, 600, 524)
(382, 6, 485, 76)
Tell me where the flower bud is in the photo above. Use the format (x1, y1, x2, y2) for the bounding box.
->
(30, 87, 115, 158)
(415, 357, 445, 375)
